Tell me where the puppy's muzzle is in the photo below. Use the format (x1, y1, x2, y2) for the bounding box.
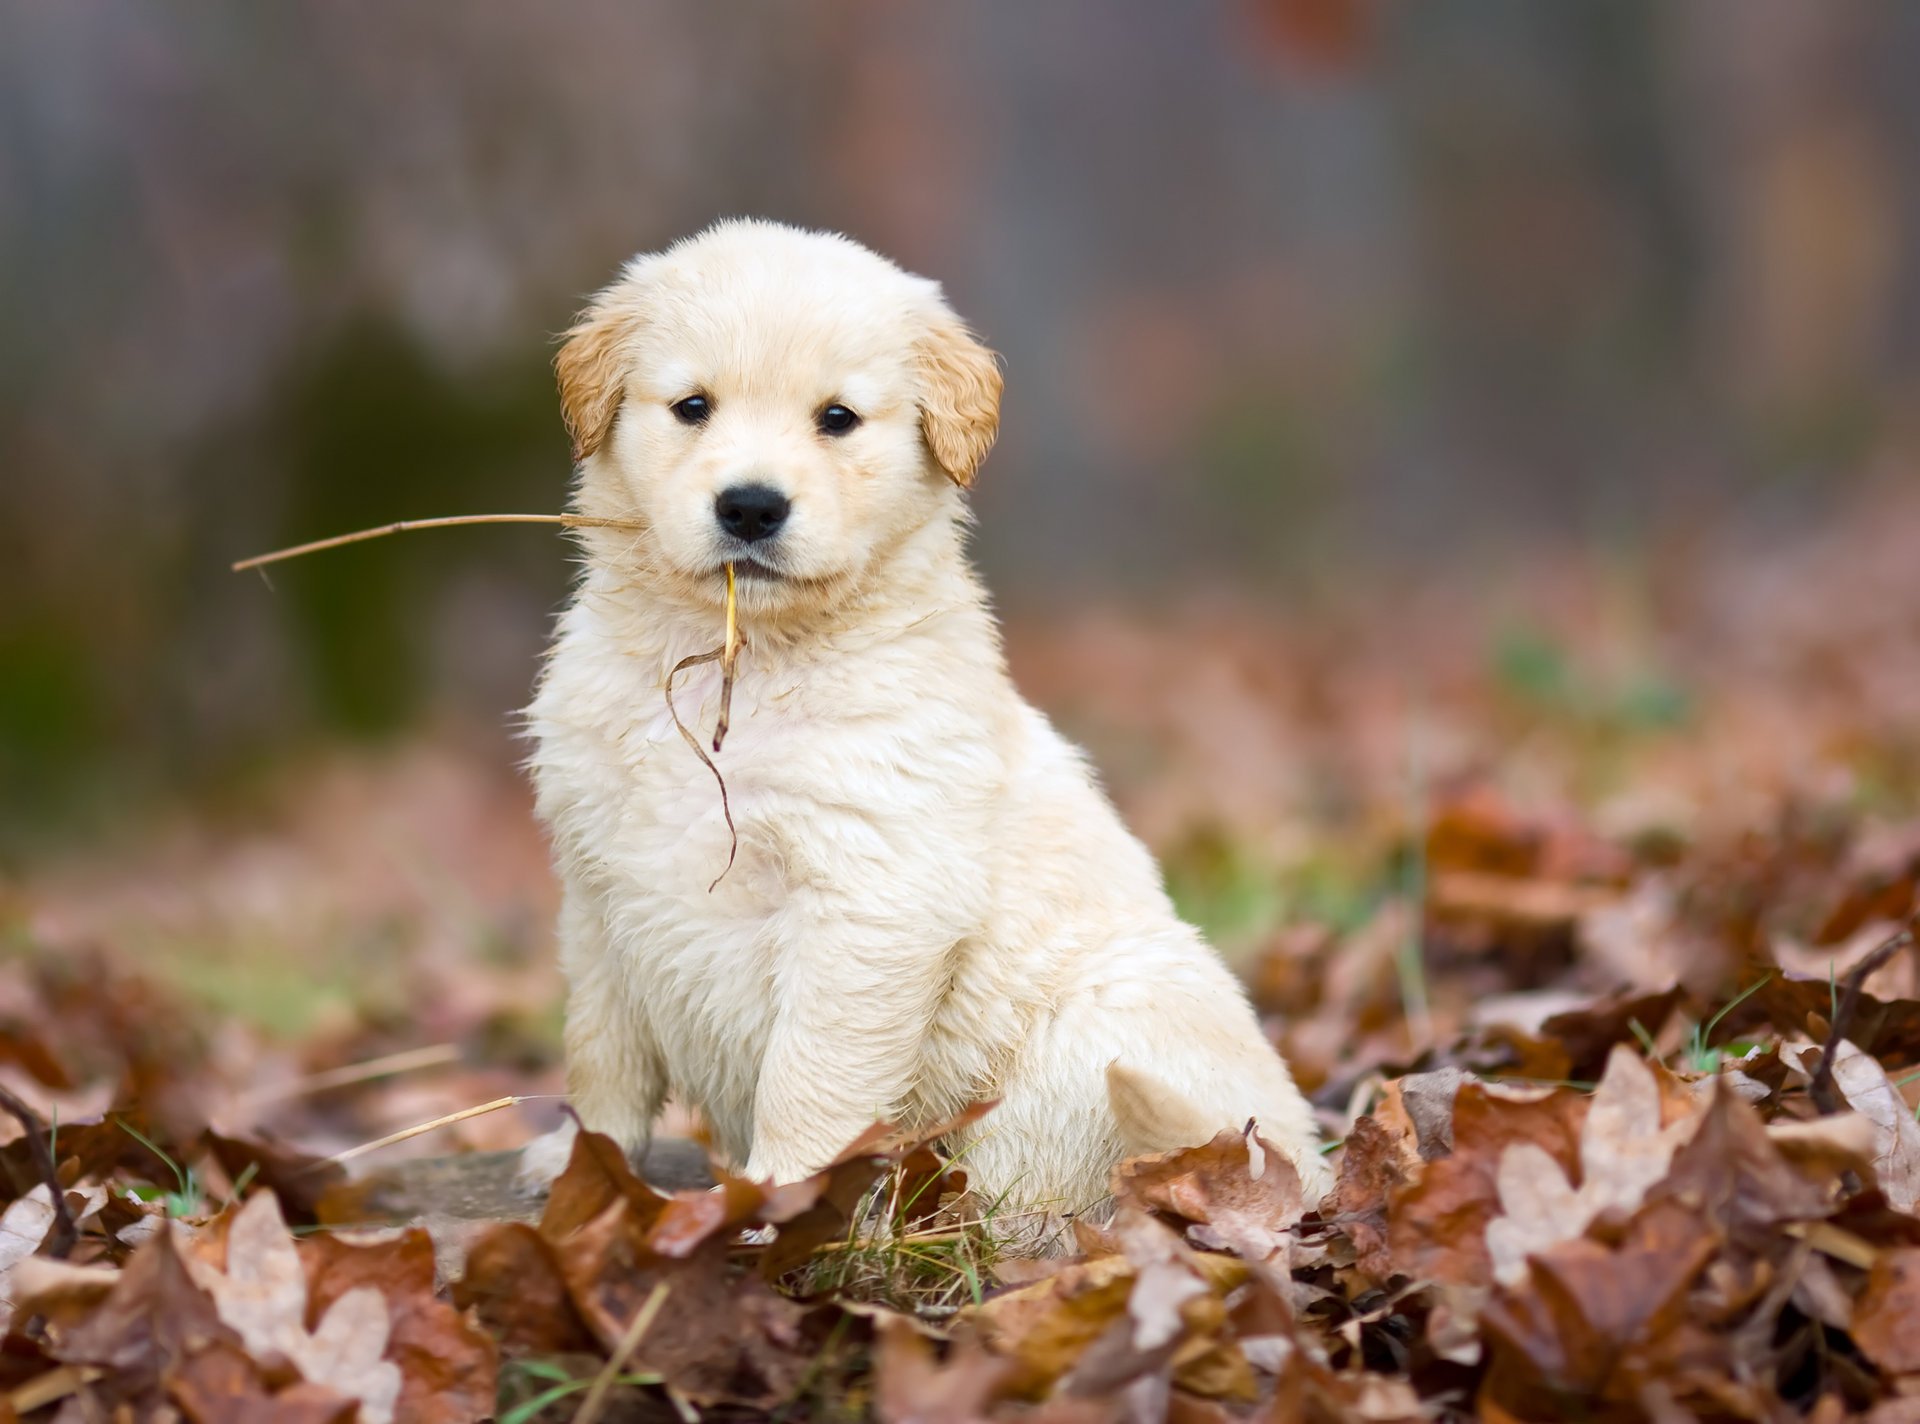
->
(715, 484, 790, 544)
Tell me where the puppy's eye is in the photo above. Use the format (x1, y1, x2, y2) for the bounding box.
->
(818, 403, 860, 436)
(671, 395, 712, 426)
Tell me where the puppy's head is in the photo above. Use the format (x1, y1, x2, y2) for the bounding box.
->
(557, 221, 1001, 617)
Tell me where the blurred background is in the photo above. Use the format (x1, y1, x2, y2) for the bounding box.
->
(3, 2, 1918, 1131)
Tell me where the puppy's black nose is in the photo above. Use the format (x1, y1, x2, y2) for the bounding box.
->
(714, 484, 790, 542)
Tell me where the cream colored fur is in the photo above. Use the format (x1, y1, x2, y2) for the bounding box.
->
(521, 220, 1330, 1223)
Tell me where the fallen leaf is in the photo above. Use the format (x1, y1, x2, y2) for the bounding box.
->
(6, 1257, 116, 1333)
(873, 1314, 1017, 1423)
(1480, 1197, 1722, 1418)
(1851, 1248, 1920, 1376)
(1485, 1046, 1701, 1285)
(302, 1226, 496, 1424)
(538, 1126, 672, 1242)
(552, 1196, 814, 1407)
(972, 1253, 1137, 1395)
(451, 1220, 597, 1356)
(1812, 1040, 1920, 1212)
(49, 1226, 241, 1417)
(1753, 980, 1920, 1070)
(1327, 1113, 1417, 1286)
(1389, 1079, 1589, 1287)
(1112, 1129, 1307, 1263)
(0, 1183, 108, 1331)
(1396, 1068, 1467, 1160)
(183, 1193, 401, 1424)
(204, 1128, 348, 1226)
(1539, 987, 1686, 1082)
(1653, 1082, 1840, 1240)
(165, 1339, 359, 1424)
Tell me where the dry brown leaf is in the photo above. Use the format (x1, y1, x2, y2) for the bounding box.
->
(165, 1339, 359, 1424)
(183, 1193, 401, 1424)
(873, 1314, 1017, 1424)
(0, 1183, 106, 1333)
(1480, 1197, 1723, 1419)
(972, 1253, 1137, 1395)
(49, 1226, 243, 1417)
(1327, 1112, 1418, 1286)
(0, 1187, 60, 1336)
(1115, 1211, 1208, 1356)
(1851, 1247, 1920, 1377)
(1111, 1128, 1307, 1263)
(1653, 1081, 1841, 1238)
(537, 1126, 673, 1242)
(1388, 1079, 1589, 1288)
(451, 1220, 597, 1356)
(1394, 1068, 1466, 1160)
(552, 1197, 814, 1407)
(1814, 1040, 1920, 1212)
(302, 1226, 496, 1424)
(6, 1257, 116, 1334)
(203, 1128, 348, 1226)
(972, 1212, 1250, 1403)
(1486, 1046, 1701, 1285)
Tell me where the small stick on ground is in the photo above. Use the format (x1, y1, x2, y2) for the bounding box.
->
(1809, 916, 1918, 1114)
(7, 1366, 104, 1415)
(315, 1095, 526, 1169)
(0, 1087, 77, 1258)
(572, 1280, 670, 1424)
(237, 1043, 461, 1107)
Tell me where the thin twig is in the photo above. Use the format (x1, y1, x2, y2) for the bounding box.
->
(233, 512, 747, 893)
(807, 1228, 973, 1254)
(236, 1043, 461, 1107)
(665, 649, 739, 892)
(0, 1087, 77, 1258)
(7, 1365, 103, 1414)
(230, 513, 648, 572)
(1784, 1220, 1882, 1270)
(1809, 917, 1917, 1114)
(314, 1095, 525, 1169)
(572, 1281, 670, 1424)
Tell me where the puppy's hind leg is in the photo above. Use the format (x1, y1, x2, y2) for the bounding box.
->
(518, 890, 665, 1194)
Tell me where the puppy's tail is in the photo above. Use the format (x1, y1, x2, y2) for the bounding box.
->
(1105, 1062, 1225, 1157)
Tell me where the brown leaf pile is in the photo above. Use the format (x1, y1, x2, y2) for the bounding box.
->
(5, 487, 1920, 1418)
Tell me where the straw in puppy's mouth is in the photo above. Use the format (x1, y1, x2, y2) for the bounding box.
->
(726, 556, 783, 582)
(662, 562, 744, 890)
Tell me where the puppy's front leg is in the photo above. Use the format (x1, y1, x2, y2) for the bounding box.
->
(742, 915, 955, 1186)
(521, 887, 666, 1189)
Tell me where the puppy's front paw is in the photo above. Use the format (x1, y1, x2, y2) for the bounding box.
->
(515, 1121, 578, 1198)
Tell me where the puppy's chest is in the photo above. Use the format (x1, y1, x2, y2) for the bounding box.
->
(548, 654, 820, 896)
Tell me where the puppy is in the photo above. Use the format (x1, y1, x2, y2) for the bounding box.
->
(521, 220, 1329, 1225)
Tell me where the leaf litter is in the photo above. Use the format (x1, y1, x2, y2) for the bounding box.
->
(3, 485, 1920, 1417)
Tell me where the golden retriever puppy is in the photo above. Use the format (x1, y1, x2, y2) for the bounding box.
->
(520, 220, 1329, 1224)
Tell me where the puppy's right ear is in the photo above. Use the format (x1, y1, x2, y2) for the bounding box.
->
(555, 287, 644, 462)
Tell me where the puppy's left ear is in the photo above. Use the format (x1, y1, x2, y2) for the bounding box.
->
(555, 288, 644, 463)
(916, 308, 1003, 488)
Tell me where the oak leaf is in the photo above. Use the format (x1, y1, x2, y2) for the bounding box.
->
(1485, 1046, 1700, 1286)
(182, 1193, 401, 1424)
